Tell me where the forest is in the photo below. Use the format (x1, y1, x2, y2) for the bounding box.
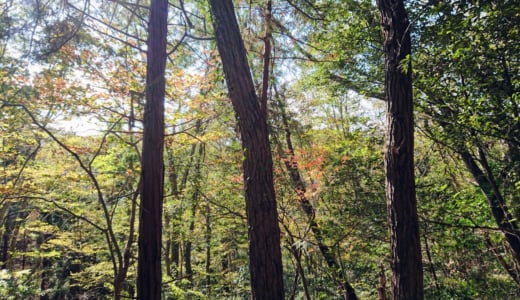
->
(1, 0, 519, 299)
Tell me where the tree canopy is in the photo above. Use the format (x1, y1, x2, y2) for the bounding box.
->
(1, 0, 519, 299)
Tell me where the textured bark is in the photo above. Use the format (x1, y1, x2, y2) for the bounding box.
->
(209, 1, 284, 299)
(378, 0, 424, 299)
(137, 0, 167, 298)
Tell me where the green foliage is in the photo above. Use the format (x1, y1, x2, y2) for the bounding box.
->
(301, 0, 384, 99)
(2, 0, 520, 298)
(0, 269, 40, 299)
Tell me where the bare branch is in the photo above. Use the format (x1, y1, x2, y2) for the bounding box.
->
(19, 195, 106, 232)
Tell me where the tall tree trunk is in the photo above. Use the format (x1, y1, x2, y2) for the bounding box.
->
(137, 0, 167, 298)
(377, 1, 424, 299)
(208, 1, 285, 299)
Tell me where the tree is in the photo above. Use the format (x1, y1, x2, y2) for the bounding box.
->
(137, 0, 168, 298)
(208, 0, 285, 298)
(377, 0, 424, 299)
(296, 0, 520, 295)
(6, 0, 520, 298)
(413, 0, 520, 279)
(271, 85, 358, 300)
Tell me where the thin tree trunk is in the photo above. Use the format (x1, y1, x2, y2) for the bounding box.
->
(0, 204, 15, 269)
(114, 177, 140, 300)
(484, 233, 520, 287)
(289, 247, 311, 300)
(378, 0, 424, 299)
(164, 149, 180, 278)
(274, 101, 357, 299)
(184, 207, 197, 281)
(204, 193, 212, 296)
(422, 231, 440, 294)
(458, 145, 520, 264)
(378, 264, 387, 300)
(283, 224, 311, 300)
(164, 121, 201, 278)
(184, 210, 195, 280)
(137, 0, 167, 298)
(260, 0, 272, 118)
(432, 111, 520, 285)
(209, 1, 284, 298)
(185, 138, 205, 282)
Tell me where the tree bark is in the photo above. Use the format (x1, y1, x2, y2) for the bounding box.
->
(208, 1, 285, 299)
(378, 0, 424, 299)
(260, 0, 272, 119)
(137, 0, 167, 298)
